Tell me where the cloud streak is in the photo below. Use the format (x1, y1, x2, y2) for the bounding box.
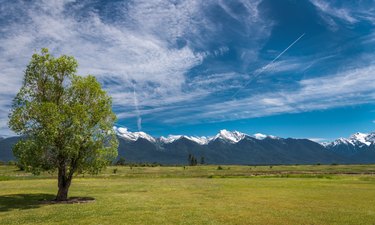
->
(133, 85, 142, 131)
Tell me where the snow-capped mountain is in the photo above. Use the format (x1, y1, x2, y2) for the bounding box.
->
(113, 128, 346, 165)
(115, 127, 277, 145)
(350, 132, 372, 146)
(160, 135, 210, 145)
(159, 135, 182, 144)
(323, 132, 375, 159)
(325, 132, 375, 148)
(115, 127, 156, 143)
(2, 128, 375, 164)
(111, 127, 353, 164)
(115, 127, 213, 145)
(184, 136, 211, 145)
(212, 130, 246, 143)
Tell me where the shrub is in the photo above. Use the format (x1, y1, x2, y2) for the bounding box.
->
(16, 162, 25, 171)
(116, 157, 126, 166)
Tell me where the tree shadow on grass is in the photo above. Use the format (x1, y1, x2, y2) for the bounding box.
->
(0, 193, 55, 212)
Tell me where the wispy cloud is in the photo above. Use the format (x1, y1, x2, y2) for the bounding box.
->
(308, 138, 327, 142)
(1, 0, 375, 136)
(0, 0, 271, 134)
(133, 85, 142, 131)
(310, 0, 357, 25)
(232, 33, 305, 98)
(161, 64, 375, 124)
(0, 1, 209, 133)
(310, 0, 375, 31)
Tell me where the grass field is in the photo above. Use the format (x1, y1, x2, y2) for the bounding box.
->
(1, 164, 375, 225)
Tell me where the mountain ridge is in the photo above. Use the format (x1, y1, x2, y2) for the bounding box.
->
(114, 127, 280, 145)
(1, 128, 375, 164)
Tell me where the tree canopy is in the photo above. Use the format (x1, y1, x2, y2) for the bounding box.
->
(8, 48, 118, 201)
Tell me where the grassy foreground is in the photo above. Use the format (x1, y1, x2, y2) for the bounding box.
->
(0, 165, 375, 225)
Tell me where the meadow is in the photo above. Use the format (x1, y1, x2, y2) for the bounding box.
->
(0, 164, 375, 225)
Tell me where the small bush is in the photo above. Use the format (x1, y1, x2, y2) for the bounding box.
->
(116, 157, 126, 166)
(217, 166, 223, 170)
(113, 168, 118, 174)
(16, 162, 25, 171)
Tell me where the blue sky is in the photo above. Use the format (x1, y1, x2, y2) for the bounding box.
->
(0, 0, 375, 141)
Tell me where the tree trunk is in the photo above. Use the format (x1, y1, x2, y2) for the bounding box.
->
(55, 167, 72, 201)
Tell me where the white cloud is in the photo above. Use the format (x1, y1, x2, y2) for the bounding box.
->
(0, 1, 204, 134)
(308, 138, 327, 143)
(162, 64, 375, 123)
(253, 58, 308, 75)
(310, 0, 358, 25)
(0, 0, 270, 134)
(0, 0, 271, 134)
(5, 1, 374, 135)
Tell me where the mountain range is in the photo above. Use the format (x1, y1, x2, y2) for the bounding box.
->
(1, 128, 375, 164)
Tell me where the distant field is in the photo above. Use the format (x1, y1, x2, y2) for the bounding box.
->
(1, 165, 375, 225)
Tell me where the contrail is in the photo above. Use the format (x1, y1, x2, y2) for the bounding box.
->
(232, 33, 305, 98)
(133, 85, 142, 131)
(269, 33, 305, 65)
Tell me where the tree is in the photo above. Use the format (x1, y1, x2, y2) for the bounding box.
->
(116, 157, 126, 166)
(8, 49, 118, 201)
(188, 153, 198, 166)
(188, 154, 192, 165)
(200, 156, 205, 165)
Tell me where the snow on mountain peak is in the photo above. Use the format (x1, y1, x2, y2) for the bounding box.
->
(326, 131, 375, 147)
(114, 127, 284, 145)
(114, 126, 156, 143)
(214, 129, 246, 143)
(320, 142, 331, 147)
(333, 138, 353, 146)
(116, 127, 128, 134)
(366, 132, 375, 142)
(159, 135, 182, 144)
(160, 135, 210, 145)
(185, 136, 211, 145)
(349, 132, 371, 146)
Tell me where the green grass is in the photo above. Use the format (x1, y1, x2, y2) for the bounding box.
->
(1, 165, 375, 224)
